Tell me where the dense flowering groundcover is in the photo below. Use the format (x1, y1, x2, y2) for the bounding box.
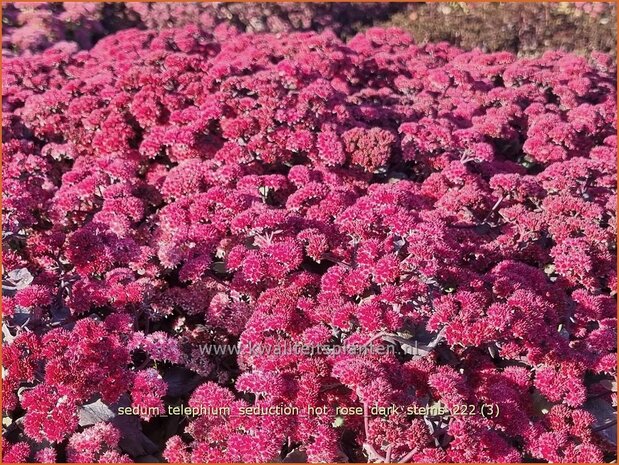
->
(2, 17, 618, 464)
(1, 2, 404, 56)
(387, 2, 616, 59)
(3, 2, 615, 58)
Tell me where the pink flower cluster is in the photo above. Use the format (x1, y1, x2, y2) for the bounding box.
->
(1, 2, 109, 55)
(2, 22, 616, 463)
(567, 1, 614, 19)
(2, 2, 403, 56)
(125, 2, 402, 36)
